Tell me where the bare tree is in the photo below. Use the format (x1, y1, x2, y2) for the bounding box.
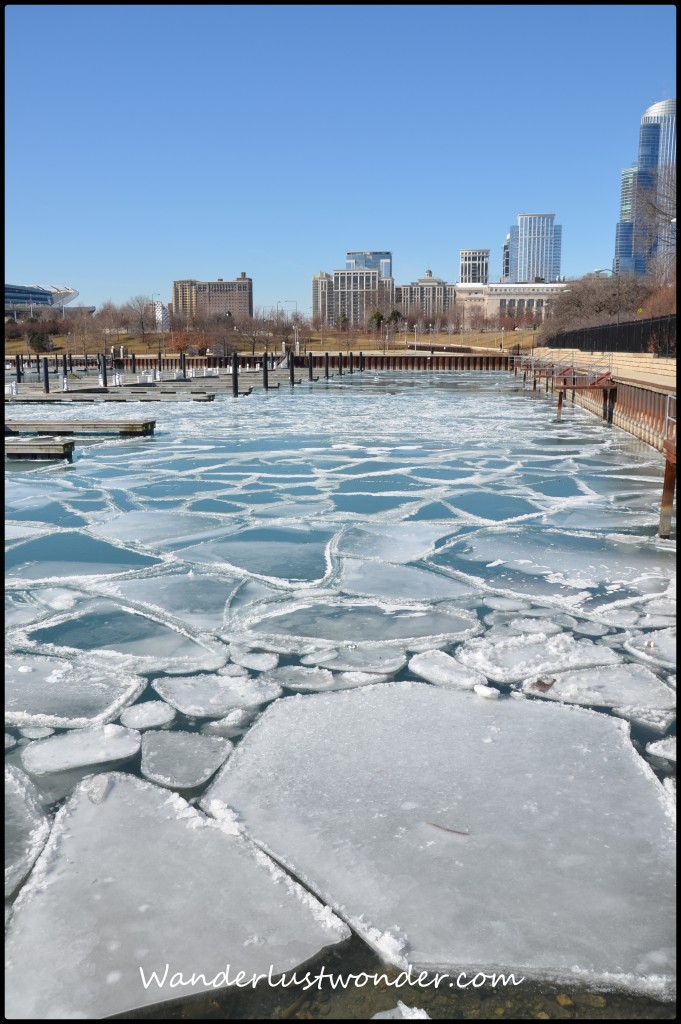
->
(537, 273, 656, 340)
(124, 295, 155, 351)
(633, 164, 676, 282)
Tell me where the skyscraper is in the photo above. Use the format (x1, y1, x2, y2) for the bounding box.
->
(345, 251, 392, 278)
(502, 214, 562, 283)
(459, 250, 490, 284)
(613, 99, 676, 276)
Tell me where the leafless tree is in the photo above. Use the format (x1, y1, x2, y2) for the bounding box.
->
(124, 295, 155, 351)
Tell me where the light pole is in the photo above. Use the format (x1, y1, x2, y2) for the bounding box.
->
(413, 325, 418, 351)
(593, 269, 621, 325)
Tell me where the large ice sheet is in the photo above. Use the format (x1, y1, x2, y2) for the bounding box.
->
(202, 683, 675, 997)
(140, 731, 232, 788)
(5, 534, 162, 580)
(4, 773, 350, 1019)
(5, 766, 51, 898)
(106, 571, 237, 630)
(5, 653, 146, 729)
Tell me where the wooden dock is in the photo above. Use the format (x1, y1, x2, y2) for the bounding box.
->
(5, 437, 75, 462)
(5, 419, 156, 437)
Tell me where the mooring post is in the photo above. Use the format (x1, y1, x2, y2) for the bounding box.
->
(68, 353, 73, 374)
(359, 351, 364, 372)
(132, 353, 136, 375)
(659, 451, 676, 539)
(100, 353, 108, 388)
(54, 354, 59, 373)
(62, 354, 67, 378)
(348, 352, 353, 374)
(308, 352, 313, 380)
(532, 375, 537, 392)
(43, 357, 50, 394)
(602, 388, 608, 421)
(338, 352, 343, 376)
(232, 352, 239, 396)
(289, 355, 295, 387)
(556, 389, 564, 422)
(607, 387, 616, 425)
(15, 354, 21, 384)
(324, 352, 329, 379)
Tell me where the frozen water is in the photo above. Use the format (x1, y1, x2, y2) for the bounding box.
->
(5, 653, 146, 730)
(5, 766, 51, 898)
(455, 632, 621, 683)
(4, 371, 675, 1011)
(519, 663, 675, 712)
(119, 700, 177, 730)
(18, 726, 54, 740)
(409, 650, 487, 690)
(4, 773, 350, 1019)
(152, 673, 283, 716)
(21, 724, 141, 776)
(202, 683, 675, 997)
(6, 733, 18, 751)
(140, 731, 232, 788)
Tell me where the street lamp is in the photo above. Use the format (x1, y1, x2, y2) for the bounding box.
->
(413, 325, 418, 351)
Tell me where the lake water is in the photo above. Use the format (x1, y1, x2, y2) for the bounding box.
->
(5, 371, 676, 1020)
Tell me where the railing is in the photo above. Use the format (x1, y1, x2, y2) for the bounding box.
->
(543, 315, 676, 355)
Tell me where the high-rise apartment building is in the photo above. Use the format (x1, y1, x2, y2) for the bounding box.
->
(459, 250, 490, 284)
(613, 99, 676, 276)
(345, 251, 392, 278)
(502, 214, 562, 283)
(171, 273, 253, 324)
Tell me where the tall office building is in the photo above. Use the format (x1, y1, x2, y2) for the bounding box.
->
(502, 214, 562, 283)
(614, 99, 676, 276)
(345, 251, 392, 278)
(459, 250, 490, 284)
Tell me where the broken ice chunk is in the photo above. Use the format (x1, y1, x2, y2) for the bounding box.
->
(409, 650, 486, 690)
(519, 664, 675, 713)
(228, 646, 279, 672)
(5, 653, 146, 730)
(152, 673, 282, 717)
(119, 701, 177, 731)
(372, 1003, 431, 1019)
(624, 628, 676, 670)
(5, 766, 51, 898)
(200, 709, 256, 738)
(455, 632, 620, 684)
(20, 725, 141, 777)
(646, 736, 676, 765)
(140, 731, 232, 789)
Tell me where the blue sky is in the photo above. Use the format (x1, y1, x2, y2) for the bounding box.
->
(5, 4, 676, 317)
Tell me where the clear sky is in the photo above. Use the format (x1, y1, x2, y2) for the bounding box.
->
(5, 4, 676, 317)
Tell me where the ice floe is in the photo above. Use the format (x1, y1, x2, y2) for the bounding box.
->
(140, 731, 232, 788)
(21, 724, 141, 777)
(202, 683, 675, 997)
(119, 701, 177, 731)
(519, 663, 675, 713)
(646, 736, 677, 765)
(5, 653, 146, 730)
(152, 672, 283, 717)
(623, 628, 676, 670)
(409, 650, 487, 690)
(5, 766, 51, 898)
(4, 773, 350, 1019)
(454, 632, 621, 684)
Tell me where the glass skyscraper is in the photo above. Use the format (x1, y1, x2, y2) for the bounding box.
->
(613, 99, 676, 276)
(502, 214, 561, 283)
(345, 251, 393, 279)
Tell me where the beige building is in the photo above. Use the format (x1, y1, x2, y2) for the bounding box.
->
(172, 273, 253, 324)
(395, 270, 451, 318)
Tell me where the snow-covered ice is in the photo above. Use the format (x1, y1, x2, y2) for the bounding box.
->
(454, 632, 621, 684)
(4, 773, 350, 1019)
(409, 650, 487, 690)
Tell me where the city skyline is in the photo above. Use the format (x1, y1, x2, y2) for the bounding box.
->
(5, 5, 676, 316)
